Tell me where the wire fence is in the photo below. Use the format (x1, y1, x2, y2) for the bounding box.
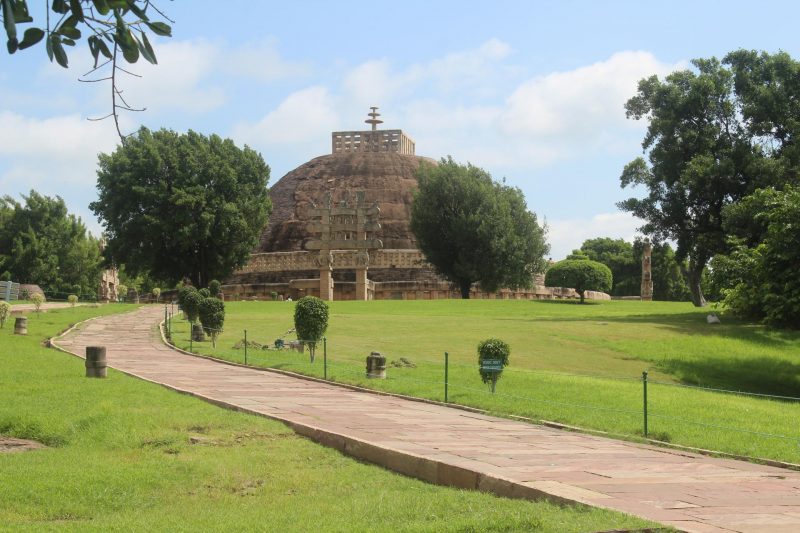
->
(162, 307, 800, 462)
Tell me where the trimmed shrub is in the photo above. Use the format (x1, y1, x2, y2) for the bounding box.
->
(208, 280, 221, 298)
(152, 287, 161, 302)
(477, 338, 510, 389)
(31, 293, 45, 313)
(198, 297, 225, 347)
(198, 288, 210, 298)
(293, 296, 329, 363)
(67, 294, 78, 307)
(0, 301, 10, 328)
(545, 259, 612, 303)
(182, 289, 203, 323)
(117, 284, 127, 302)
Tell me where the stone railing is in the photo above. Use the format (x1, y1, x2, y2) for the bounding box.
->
(236, 249, 430, 274)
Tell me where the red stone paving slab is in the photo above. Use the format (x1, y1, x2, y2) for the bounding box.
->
(52, 306, 800, 533)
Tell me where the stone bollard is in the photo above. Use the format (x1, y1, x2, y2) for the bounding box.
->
(366, 351, 386, 379)
(13, 316, 27, 335)
(85, 346, 107, 378)
(191, 323, 206, 342)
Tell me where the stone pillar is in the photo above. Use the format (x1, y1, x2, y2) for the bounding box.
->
(319, 268, 334, 301)
(366, 351, 386, 379)
(641, 242, 654, 302)
(14, 316, 27, 335)
(85, 346, 107, 378)
(355, 268, 368, 301)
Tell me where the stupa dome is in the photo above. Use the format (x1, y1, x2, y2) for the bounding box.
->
(259, 151, 435, 253)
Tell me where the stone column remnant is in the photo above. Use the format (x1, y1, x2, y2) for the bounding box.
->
(14, 316, 27, 335)
(85, 346, 107, 378)
(366, 351, 387, 379)
(641, 241, 653, 302)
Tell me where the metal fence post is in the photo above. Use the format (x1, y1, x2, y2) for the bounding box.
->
(642, 370, 649, 438)
(244, 329, 248, 365)
(444, 351, 449, 403)
(323, 337, 327, 380)
(164, 306, 168, 336)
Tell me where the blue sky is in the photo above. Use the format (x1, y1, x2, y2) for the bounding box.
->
(2, 1, 799, 258)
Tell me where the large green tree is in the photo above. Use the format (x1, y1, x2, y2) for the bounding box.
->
(711, 186, 800, 327)
(90, 127, 272, 287)
(620, 50, 800, 307)
(410, 157, 549, 299)
(0, 191, 103, 296)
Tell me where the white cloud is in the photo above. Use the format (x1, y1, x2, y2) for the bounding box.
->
(0, 111, 117, 182)
(501, 51, 676, 139)
(546, 212, 644, 260)
(231, 86, 338, 148)
(223, 39, 312, 83)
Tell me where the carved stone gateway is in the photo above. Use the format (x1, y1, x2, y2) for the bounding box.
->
(306, 192, 383, 300)
(641, 241, 653, 302)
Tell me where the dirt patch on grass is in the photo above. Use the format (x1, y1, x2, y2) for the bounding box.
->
(0, 436, 46, 453)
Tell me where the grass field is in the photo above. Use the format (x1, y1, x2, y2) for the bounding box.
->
(169, 299, 800, 464)
(0, 305, 652, 532)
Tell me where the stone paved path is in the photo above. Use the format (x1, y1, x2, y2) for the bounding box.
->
(53, 307, 800, 533)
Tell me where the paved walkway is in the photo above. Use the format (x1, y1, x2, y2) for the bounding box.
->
(53, 307, 800, 533)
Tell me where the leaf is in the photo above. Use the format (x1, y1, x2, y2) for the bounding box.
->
(51, 0, 70, 14)
(69, 0, 84, 20)
(61, 37, 75, 47)
(136, 30, 156, 64)
(18, 27, 45, 50)
(58, 25, 81, 40)
(11, 0, 32, 23)
(126, 1, 149, 21)
(2, 0, 17, 42)
(49, 34, 68, 67)
(95, 37, 112, 58)
(145, 21, 171, 37)
(92, 0, 110, 15)
(116, 29, 139, 63)
(45, 30, 54, 60)
(6, 37, 18, 54)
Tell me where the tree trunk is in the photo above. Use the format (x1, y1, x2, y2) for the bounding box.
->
(579, 290, 585, 304)
(459, 281, 471, 299)
(683, 263, 707, 307)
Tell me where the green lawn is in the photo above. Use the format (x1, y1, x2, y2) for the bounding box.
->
(170, 299, 800, 464)
(0, 305, 652, 532)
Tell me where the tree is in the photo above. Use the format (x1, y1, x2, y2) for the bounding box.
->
(2, 1, 173, 140)
(410, 157, 549, 299)
(714, 186, 800, 327)
(545, 259, 612, 303)
(90, 127, 272, 288)
(198, 297, 225, 347)
(293, 296, 328, 363)
(620, 51, 800, 307)
(578, 238, 639, 296)
(0, 191, 103, 297)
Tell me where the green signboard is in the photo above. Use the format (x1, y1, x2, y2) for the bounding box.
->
(480, 358, 504, 372)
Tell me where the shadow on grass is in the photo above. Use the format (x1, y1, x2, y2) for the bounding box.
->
(652, 354, 800, 398)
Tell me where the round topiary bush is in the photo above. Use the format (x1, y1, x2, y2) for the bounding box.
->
(208, 280, 221, 298)
(67, 294, 78, 307)
(198, 297, 225, 347)
(182, 289, 203, 323)
(293, 296, 329, 362)
(477, 338, 510, 390)
(544, 259, 612, 303)
(152, 287, 161, 303)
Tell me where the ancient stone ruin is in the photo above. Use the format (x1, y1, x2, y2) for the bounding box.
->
(225, 108, 610, 302)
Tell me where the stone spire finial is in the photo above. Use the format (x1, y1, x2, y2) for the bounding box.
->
(365, 106, 383, 131)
